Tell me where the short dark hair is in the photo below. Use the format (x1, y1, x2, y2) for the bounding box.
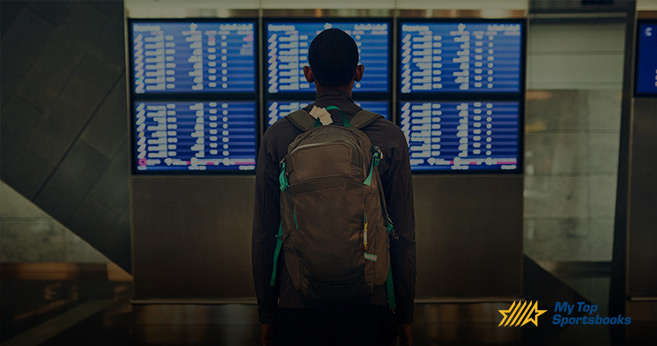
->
(308, 28, 359, 87)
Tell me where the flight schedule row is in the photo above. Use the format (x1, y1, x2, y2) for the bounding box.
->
(131, 22, 256, 94)
(134, 101, 257, 172)
(400, 101, 519, 171)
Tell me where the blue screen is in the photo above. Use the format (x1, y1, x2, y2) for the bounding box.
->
(399, 22, 522, 93)
(266, 22, 389, 93)
(636, 22, 657, 95)
(267, 101, 389, 127)
(131, 21, 256, 94)
(134, 101, 256, 172)
(400, 101, 519, 171)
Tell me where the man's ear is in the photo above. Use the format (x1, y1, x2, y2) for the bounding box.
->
(303, 66, 314, 83)
(354, 64, 364, 82)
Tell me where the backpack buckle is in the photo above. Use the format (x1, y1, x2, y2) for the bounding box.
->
(372, 146, 383, 160)
(371, 146, 383, 168)
(386, 218, 399, 240)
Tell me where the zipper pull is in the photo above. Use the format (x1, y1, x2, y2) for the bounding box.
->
(375, 146, 383, 160)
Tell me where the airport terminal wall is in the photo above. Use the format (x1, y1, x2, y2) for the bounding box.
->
(0, 0, 639, 301)
(1, 1, 130, 270)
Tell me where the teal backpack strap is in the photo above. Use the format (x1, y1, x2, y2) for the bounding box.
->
(288, 106, 375, 130)
(286, 109, 316, 132)
(362, 142, 396, 310)
(350, 110, 383, 129)
(325, 106, 351, 127)
(270, 223, 284, 286)
(270, 163, 290, 286)
(363, 146, 382, 186)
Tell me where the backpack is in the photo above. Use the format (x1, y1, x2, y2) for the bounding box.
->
(270, 106, 397, 309)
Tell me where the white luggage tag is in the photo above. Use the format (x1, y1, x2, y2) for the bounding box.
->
(309, 106, 333, 126)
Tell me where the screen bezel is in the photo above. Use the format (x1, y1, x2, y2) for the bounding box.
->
(396, 18, 526, 174)
(130, 98, 260, 175)
(634, 20, 657, 98)
(128, 18, 260, 175)
(127, 18, 260, 97)
(396, 18, 527, 98)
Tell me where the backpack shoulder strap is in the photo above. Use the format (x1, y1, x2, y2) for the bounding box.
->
(351, 110, 383, 129)
(286, 110, 316, 132)
(287, 108, 382, 131)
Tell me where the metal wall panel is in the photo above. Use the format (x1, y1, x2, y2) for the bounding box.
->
(627, 99, 657, 297)
(132, 175, 523, 300)
(131, 176, 256, 298)
(413, 175, 524, 299)
(611, 8, 657, 315)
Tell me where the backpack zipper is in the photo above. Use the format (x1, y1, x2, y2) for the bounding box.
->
(288, 140, 363, 168)
(288, 142, 333, 156)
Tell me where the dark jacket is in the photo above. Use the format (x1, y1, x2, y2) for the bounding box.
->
(252, 90, 416, 324)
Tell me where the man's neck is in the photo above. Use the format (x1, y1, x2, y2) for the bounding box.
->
(315, 85, 353, 97)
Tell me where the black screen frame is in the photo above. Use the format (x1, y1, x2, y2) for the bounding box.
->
(397, 98, 525, 174)
(396, 18, 527, 98)
(396, 18, 527, 175)
(127, 18, 260, 96)
(128, 18, 260, 175)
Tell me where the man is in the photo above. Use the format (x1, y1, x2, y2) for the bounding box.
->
(252, 28, 416, 346)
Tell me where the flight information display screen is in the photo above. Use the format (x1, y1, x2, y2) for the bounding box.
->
(399, 22, 522, 93)
(636, 22, 657, 96)
(266, 101, 389, 126)
(134, 101, 256, 172)
(130, 21, 256, 94)
(400, 101, 520, 171)
(266, 21, 389, 93)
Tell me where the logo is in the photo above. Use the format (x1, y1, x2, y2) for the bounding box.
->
(498, 300, 547, 327)
(552, 302, 631, 326)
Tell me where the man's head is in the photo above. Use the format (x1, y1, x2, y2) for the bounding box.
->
(303, 28, 364, 93)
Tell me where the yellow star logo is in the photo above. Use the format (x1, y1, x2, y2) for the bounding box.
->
(498, 301, 547, 327)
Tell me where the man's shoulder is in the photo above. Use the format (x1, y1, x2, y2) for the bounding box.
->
(264, 113, 405, 148)
(262, 116, 306, 160)
(369, 116, 399, 131)
(263, 117, 301, 140)
(364, 117, 406, 144)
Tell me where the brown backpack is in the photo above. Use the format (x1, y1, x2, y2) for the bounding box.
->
(270, 106, 396, 309)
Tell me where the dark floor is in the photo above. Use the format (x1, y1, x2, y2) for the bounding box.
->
(1, 257, 656, 346)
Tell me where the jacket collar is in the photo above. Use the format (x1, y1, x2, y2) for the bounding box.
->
(315, 89, 354, 103)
